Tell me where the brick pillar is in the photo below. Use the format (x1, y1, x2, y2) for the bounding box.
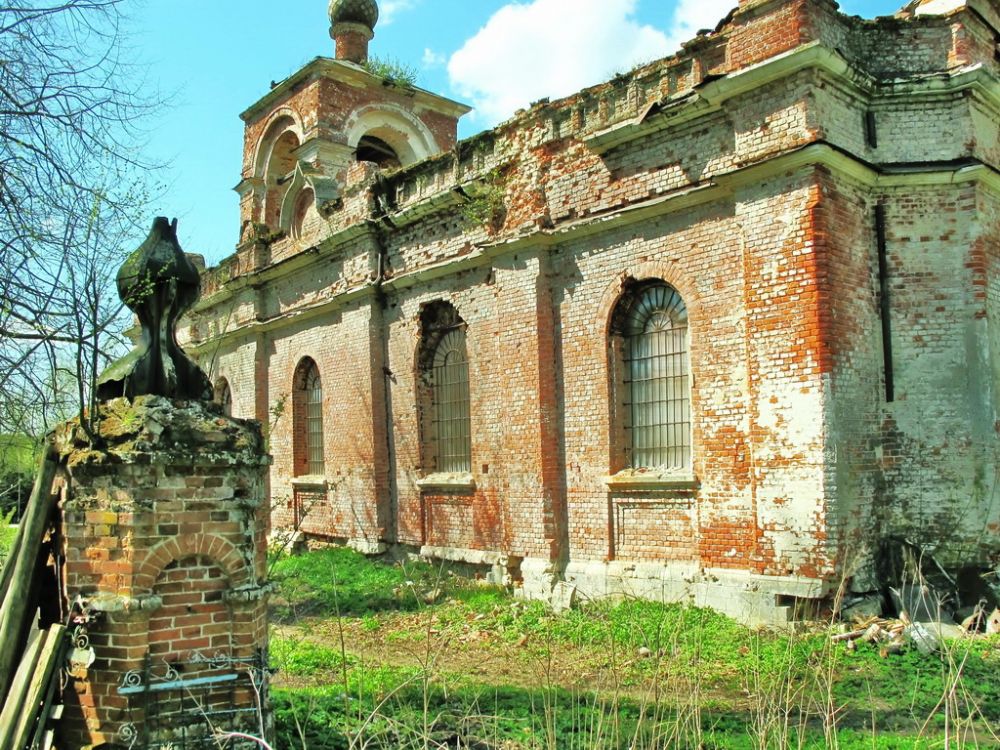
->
(56, 396, 271, 749)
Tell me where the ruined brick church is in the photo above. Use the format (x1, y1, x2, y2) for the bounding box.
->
(180, 0, 1000, 621)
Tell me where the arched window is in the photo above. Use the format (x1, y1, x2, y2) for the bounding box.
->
(431, 329, 471, 473)
(419, 303, 471, 474)
(614, 282, 690, 470)
(293, 359, 324, 476)
(214, 378, 233, 417)
(355, 135, 401, 169)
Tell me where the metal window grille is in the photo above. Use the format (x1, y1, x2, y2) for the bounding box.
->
(431, 329, 472, 473)
(303, 365, 324, 475)
(623, 284, 690, 470)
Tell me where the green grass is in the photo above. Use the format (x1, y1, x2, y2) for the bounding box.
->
(834, 638, 1000, 719)
(271, 637, 354, 677)
(273, 677, 989, 750)
(361, 55, 417, 88)
(270, 546, 453, 618)
(269, 548, 1000, 749)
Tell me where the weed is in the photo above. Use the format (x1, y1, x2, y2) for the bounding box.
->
(362, 55, 417, 87)
(270, 547, 446, 618)
(460, 168, 506, 229)
(271, 637, 353, 677)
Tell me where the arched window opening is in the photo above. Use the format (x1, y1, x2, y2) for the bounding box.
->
(418, 303, 471, 474)
(264, 129, 300, 228)
(355, 134, 401, 169)
(293, 359, 324, 476)
(431, 329, 471, 473)
(214, 378, 233, 417)
(614, 282, 690, 470)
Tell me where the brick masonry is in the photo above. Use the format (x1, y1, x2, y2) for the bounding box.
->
(180, 0, 1000, 622)
(55, 397, 271, 748)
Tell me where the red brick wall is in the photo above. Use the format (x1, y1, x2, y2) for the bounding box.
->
(264, 302, 387, 543)
(181, 0, 1000, 609)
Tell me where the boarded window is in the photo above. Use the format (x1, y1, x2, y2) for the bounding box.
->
(620, 283, 690, 470)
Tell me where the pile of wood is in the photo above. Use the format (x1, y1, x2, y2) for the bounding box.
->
(0, 623, 66, 750)
(832, 608, 1000, 658)
(0, 444, 66, 750)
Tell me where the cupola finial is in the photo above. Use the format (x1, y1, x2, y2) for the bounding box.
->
(329, 0, 379, 63)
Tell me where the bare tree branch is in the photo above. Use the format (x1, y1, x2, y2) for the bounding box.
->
(0, 0, 159, 438)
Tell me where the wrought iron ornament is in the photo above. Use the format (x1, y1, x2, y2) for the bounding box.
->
(96, 217, 213, 401)
(114, 649, 271, 749)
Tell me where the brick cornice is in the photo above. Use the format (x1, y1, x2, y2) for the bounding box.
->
(186, 143, 1000, 354)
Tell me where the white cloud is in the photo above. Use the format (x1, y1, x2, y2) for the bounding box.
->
(664, 0, 737, 51)
(447, 0, 671, 125)
(380, 0, 417, 25)
(422, 47, 446, 68)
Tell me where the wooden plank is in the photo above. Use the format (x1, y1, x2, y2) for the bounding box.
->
(0, 443, 57, 602)
(10, 625, 65, 750)
(0, 446, 57, 704)
(28, 628, 68, 750)
(0, 628, 45, 750)
(0, 520, 25, 603)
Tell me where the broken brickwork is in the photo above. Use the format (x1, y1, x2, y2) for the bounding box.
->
(179, 0, 1000, 622)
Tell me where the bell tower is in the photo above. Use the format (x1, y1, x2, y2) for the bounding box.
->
(232, 0, 470, 262)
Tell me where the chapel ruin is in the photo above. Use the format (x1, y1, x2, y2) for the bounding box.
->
(180, 0, 1000, 622)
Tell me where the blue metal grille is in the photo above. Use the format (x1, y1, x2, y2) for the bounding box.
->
(116, 650, 270, 749)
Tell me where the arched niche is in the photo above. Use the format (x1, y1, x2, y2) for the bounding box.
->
(290, 186, 318, 240)
(277, 165, 324, 240)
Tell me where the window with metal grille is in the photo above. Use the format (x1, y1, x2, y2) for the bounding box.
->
(621, 283, 690, 470)
(303, 366, 324, 475)
(293, 359, 324, 477)
(430, 328, 472, 473)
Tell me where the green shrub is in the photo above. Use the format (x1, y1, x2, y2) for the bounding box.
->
(0, 512, 16, 569)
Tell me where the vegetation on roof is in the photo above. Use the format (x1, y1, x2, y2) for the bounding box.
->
(363, 55, 418, 88)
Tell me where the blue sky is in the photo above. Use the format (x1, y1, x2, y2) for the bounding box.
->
(132, 0, 904, 266)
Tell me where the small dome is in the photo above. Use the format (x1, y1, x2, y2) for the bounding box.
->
(329, 0, 379, 29)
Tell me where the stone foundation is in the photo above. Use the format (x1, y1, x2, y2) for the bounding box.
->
(406, 549, 825, 624)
